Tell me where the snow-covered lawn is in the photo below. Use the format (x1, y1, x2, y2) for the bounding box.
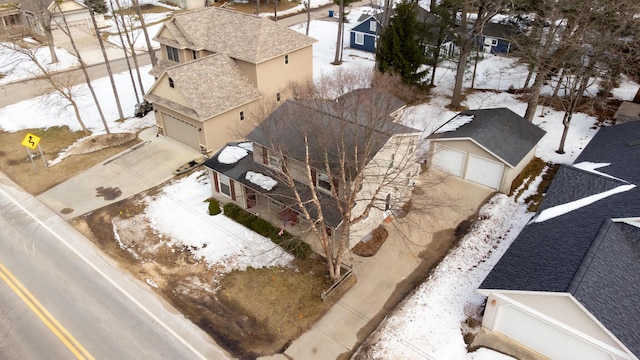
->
(1, 3, 639, 359)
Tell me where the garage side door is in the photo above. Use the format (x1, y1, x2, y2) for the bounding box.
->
(495, 306, 618, 360)
(431, 144, 465, 177)
(465, 154, 503, 190)
(163, 113, 199, 150)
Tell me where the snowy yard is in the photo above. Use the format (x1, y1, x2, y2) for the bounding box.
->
(0, 2, 639, 359)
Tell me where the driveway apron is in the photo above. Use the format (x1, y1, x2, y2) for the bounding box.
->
(37, 127, 201, 220)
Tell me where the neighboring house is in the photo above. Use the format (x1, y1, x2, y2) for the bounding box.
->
(613, 101, 640, 124)
(349, 14, 381, 53)
(427, 108, 545, 192)
(415, 6, 456, 59)
(479, 120, 640, 360)
(48, 0, 104, 33)
(203, 88, 421, 249)
(145, 7, 316, 154)
(477, 22, 518, 54)
(162, 0, 205, 11)
(0, 2, 43, 41)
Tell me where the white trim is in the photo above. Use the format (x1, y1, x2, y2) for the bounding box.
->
(486, 291, 636, 359)
(430, 137, 518, 168)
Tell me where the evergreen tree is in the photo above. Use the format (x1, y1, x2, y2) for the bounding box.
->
(376, 0, 427, 86)
(86, 0, 108, 14)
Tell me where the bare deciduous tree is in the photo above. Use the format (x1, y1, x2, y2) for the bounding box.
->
(22, 0, 58, 63)
(54, 3, 110, 134)
(250, 72, 423, 282)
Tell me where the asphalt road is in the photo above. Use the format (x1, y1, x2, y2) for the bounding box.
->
(0, 52, 155, 108)
(0, 173, 230, 360)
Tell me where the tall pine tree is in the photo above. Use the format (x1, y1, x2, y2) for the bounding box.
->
(376, 0, 427, 86)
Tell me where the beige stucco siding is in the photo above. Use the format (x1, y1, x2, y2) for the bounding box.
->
(234, 59, 258, 89)
(200, 99, 261, 153)
(152, 73, 192, 108)
(255, 46, 313, 98)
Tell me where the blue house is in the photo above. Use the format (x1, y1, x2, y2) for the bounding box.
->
(349, 14, 381, 53)
(476, 22, 519, 54)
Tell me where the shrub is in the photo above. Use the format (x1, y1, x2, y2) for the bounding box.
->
(222, 203, 312, 258)
(208, 198, 221, 215)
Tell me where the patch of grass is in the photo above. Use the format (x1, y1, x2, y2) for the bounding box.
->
(0, 127, 138, 194)
(217, 258, 335, 357)
(509, 157, 560, 213)
(223, 203, 312, 258)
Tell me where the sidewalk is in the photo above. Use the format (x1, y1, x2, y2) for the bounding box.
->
(261, 174, 493, 359)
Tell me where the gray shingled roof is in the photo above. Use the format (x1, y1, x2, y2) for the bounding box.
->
(203, 144, 344, 227)
(157, 7, 316, 64)
(146, 54, 261, 120)
(247, 90, 419, 174)
(429, 108, 546, 167)
(480, 121, 640, 357)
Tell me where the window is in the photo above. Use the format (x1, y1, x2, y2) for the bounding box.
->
(192, 50, 197, 60)
(355, 32, 364, 45)
(268, 154, 281, 169)
(389, 154, 395, 169)
(240, 111, 245, 121)
(219, 174, 231, 197)
(490, 39, 498, 46)
(168, 77, 174, 88)
(284, 54, 289, 65)
(276, 92, 281, 102)
(317, 172, 331, 191)
(369, 20, 377, 32)
(262, 147, 268, 165)
(385, 194, 392, 211)
(167, 46, 179, 62)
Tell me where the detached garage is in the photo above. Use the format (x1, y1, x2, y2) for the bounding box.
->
(428, 108, 545, 193)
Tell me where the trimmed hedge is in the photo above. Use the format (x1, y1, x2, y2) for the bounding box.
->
(208, 198, 221, 215)
(223, 203, 312, 259)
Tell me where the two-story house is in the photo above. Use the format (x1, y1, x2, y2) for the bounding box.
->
(145, 7, 316, 154)
(203, 88, 421, 249)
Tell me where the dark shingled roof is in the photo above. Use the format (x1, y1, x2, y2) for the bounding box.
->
(248, 89, 418, 174)
(480, 121, 640, 357)
(203, 143, 344, 227)
(429, 108, 546, 167)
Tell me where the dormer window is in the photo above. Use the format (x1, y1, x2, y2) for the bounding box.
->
(168, 77, 174, 88)
(167, 46, 179, 62)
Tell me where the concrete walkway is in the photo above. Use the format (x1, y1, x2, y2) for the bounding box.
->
(37, 127, 201, 219)
(260, 173, 494, 359)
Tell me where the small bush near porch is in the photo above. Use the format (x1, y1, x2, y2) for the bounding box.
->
(223, 202, 312, 258)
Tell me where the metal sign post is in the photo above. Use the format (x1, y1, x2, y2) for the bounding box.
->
(21, 133, 47, 173)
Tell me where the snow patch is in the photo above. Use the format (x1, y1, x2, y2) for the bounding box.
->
(436, 114, 474, 134)
(218, 144, 249, 164)
(245, 171, 278, 191)
(533, 184, 636, 223)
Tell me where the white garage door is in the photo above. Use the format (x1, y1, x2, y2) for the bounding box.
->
(495, 306, 617, 360)
(432, 144, 465, 176)
(465, 154, 503, 189)
(163, 113, 199, 149)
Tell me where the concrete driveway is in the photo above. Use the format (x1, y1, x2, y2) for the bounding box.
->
(37, 127, 201, 220)
(278, 171, 495, 359)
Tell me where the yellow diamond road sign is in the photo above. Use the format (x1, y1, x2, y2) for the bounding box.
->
(21, 133, 41, 150)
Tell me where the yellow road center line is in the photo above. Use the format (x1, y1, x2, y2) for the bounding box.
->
(0, 261, 94, 360)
